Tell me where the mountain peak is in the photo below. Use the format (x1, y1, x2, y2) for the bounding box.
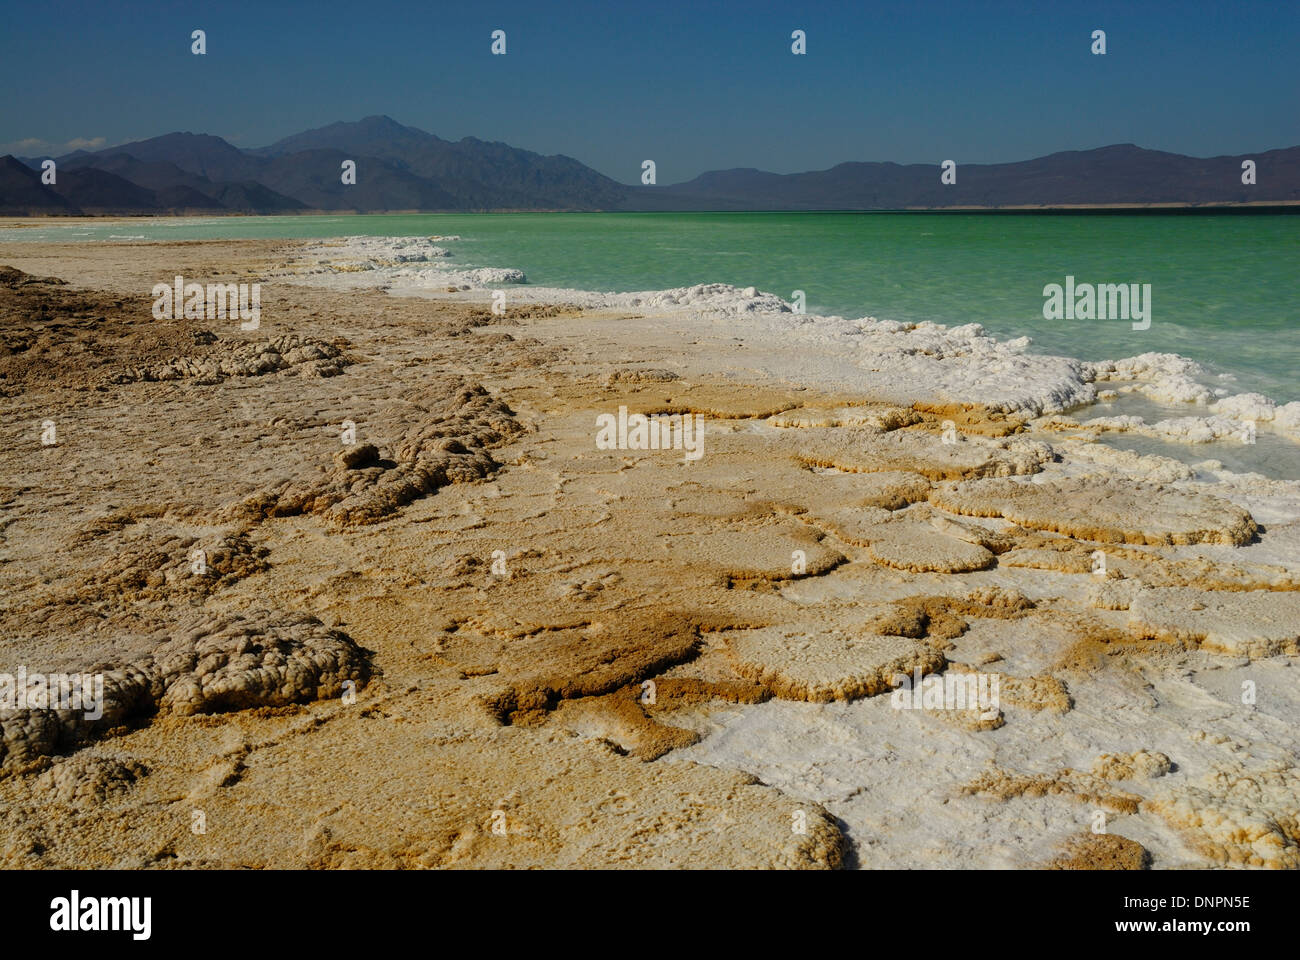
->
(257, 116, 444, 158)
(358, 115, 406, 129)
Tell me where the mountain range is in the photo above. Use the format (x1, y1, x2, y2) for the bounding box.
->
(3, 115, 1297, 214)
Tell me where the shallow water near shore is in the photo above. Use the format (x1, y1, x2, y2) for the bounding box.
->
(3, 211, 1296, 407)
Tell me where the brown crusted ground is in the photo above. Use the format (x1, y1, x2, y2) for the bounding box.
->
(1046, 833, 1151, 870)
(0, 265, 224, 394)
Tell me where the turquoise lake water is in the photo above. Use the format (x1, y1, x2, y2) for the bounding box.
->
(3, 211, 1295, 403)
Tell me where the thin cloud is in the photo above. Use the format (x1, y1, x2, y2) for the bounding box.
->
(0, 135, 108, 156)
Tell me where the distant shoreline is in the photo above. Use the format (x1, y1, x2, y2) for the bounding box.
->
(3, 201, 1300, 221)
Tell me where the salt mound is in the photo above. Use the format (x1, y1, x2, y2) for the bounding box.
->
(927, 514, 1018, 554)
(1046, 833, 1151, 869)
(802, 505, 897, 546)
(629, 282, 792, 315)
(461, 267, 526, 285)
(0, 611, 370, 773)
(152, 611, 371, 716)
(602, 367, 680, 385)
(58, 528, 269, 609)
(234, 379, 525, 528)
(1147, 760, 1300, 868)
(1052, 438, 1195, 483)
(304, 237, 527, 288)
(323, 235, 458, 263)
(1208, 393, 1300, 441)
(1086, 353, 1214, 405)
(112, 335, 348, 384)
(1087, 579, 1143, 610)
(769, 405, 921, 430)
(1091, 750, 1172, 781)
(846, 471, 934, 510)
(806, 498, 998, 573)
(775, 468, 932, 514)
(441, 613, 702, 725)
(35, 754, 148, 807)
(0, 711, 63, 776)
(668, 490, 786, 521)
(1083, 413, 1253, 445)
(551, 680, 767, 761)
(931, 477, 1257, 546)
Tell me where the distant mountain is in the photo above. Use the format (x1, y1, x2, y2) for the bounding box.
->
(252, 115, 438, 161)
(14, 117, 626, 213)
(254, 148, 458, 211)
(64, 152, 215, 192)
(205, 180, 307, 213)
(256, 115, 628, 209)
(623, 144, 1300, 210)
(59, 152, 305, 213)
(0, 155, 77, 214)
(87, 132, 264, 182)
(0, 151, 301, 214)
(53, 167, 167, 211)
(8, 121, 1299, 215)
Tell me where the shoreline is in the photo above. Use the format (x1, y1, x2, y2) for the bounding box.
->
(3, 225, 1297, 475)
(5, 209, 1294, 403)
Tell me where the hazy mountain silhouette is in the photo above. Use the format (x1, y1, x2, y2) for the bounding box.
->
(255, 115, 628, 209)
(623, 145, 1300, 209)
(58, 152, 305, 212)
(0, 152, 299, 214)
(0, 155, 77, 214)
(9, 119, 1300, 214)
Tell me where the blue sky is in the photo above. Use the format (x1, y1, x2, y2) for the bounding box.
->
(2, 0, 1297, 183)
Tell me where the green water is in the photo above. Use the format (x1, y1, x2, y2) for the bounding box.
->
(4, 211, 1296, 403)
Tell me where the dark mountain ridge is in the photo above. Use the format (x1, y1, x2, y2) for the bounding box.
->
(6, 118, 1298, 215)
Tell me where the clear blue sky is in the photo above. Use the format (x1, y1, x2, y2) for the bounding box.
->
(2, 0, 1297, 183)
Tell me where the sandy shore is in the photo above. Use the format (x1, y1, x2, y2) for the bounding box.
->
(1, 235, 1298, 869)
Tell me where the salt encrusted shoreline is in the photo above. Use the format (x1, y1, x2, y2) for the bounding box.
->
(1, 234, 1297, 870)
(294, 234, 1300, 447)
